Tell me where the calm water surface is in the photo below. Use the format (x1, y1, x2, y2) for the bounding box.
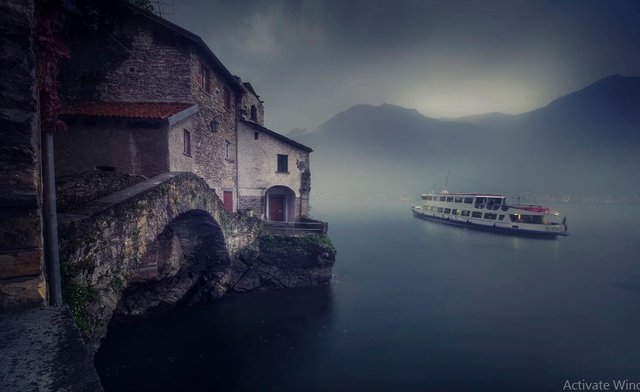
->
(95, 201, 640, 391)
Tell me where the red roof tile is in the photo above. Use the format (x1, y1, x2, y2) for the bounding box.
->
(60, 102, 194, 120)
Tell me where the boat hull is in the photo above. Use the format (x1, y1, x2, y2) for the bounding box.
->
(412, 208, 567, 239)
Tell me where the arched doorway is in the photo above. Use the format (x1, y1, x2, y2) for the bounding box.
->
(265, 186, 296, 222)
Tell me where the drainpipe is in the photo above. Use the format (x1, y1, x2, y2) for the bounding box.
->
(42, 130, 62, 306)
(234, 86, 243, 213)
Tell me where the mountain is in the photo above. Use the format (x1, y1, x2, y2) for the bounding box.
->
(297, 75, 640, 200)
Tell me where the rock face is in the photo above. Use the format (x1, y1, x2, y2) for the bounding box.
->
(57, 172, 335, 355)
(231, 235, 336, 292)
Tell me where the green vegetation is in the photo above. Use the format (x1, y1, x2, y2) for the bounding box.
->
(257, 234, 335, 257)
(62, 282, 98, 337)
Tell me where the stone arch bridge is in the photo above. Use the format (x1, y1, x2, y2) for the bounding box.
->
(58, 172, 335, 354)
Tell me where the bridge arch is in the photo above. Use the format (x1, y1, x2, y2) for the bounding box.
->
(57, 172, 261, 353)
(113, 209, 229, 319)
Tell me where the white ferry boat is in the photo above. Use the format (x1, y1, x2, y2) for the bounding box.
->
(411, 192, 568, 238)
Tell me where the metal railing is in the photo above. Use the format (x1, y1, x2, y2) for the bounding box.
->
(262, 219, 328, 236)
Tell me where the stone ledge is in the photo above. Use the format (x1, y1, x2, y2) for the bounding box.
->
(0, 306, 103, 392)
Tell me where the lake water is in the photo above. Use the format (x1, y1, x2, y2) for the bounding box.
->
(95, 201, 640, 391)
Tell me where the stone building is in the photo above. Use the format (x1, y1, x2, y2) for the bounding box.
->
(237, 82, 312, 221)
(57, 102, 197, 178)
(57, 0, 314, 219)
(58, 0, 244, 211)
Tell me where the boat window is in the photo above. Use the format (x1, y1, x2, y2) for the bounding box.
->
(486, 197, 503, 210)
(484, 213, 497, 220)
(444, 208, 451, 214)
(437, 207, 444, 213)
(461, 210, 471, 217)
(464, 197, 473, 204)
(471, 211, 482, 218)
(453, 209, 461, 216)
(499, 214, 505, 221)
(474, 197, 485, 209)
(509, 214, 545, 224)
(446, 197, 453, 202)
(454, 197, 463, 203)
(439, 196, 446, 202)
(431, 206, 437, 212)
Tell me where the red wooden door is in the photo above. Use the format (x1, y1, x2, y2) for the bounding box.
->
(223, 191, 233, 212)
(269, 195, 285, 221)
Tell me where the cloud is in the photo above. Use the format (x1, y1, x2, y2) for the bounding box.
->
(173, 0, 640, 131)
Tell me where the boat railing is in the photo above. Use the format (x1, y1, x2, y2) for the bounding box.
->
(262, 218, 328, 236)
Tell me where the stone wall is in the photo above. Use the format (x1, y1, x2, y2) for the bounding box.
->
(238, 121, 312, 219)
(0, 0, 47, 309)
(189, 50, 239, 207)
(61, 7, 192, 103)
(168, 117, 195, 172)
(54, 119, 170, 178)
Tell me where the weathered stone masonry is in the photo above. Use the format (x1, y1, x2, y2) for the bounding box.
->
(0, 0, 47, 309)
(60, 1, 244, 207)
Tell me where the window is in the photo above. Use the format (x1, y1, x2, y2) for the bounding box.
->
(461, 210, 471, 217)
(224, 140, 231, 160)
(183, 129, 191, 156)
(439, 196, 446, 202)
(453, 209, 461, 216)
(437, 207, 444, 213)
(484, 213, 497, 220)
(454, 197, 463, 203)
(201, 63, 211, 93)
(250, 105, 257, 121)
(444, 208, 451, 214)
(224, 87, 231, 109)
(277, 154, 288, 172)
(471, 211, 482, 218)
(464, 197, 473, 204)
(486, 197, 503, 210)
(509, 214, 543, 224)
(254, 131, 259, 140)
(499, 214, 505, 221)
(446, 197, 453, 202)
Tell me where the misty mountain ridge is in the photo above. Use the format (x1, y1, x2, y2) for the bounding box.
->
(294, 75, 640, 199)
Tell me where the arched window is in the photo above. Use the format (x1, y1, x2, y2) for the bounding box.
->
(250, 105, 257, 121)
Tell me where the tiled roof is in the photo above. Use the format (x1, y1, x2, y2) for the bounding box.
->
(60, 102, 194, 120)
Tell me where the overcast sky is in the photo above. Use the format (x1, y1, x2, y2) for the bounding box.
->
(167, 0, 640, 132)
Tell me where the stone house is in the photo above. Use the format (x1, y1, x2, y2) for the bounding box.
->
(58, 0, 244, 211)
(237, 83, 312, 221)
(57, 0, 314, 219)
(57, 102, 197, 177)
